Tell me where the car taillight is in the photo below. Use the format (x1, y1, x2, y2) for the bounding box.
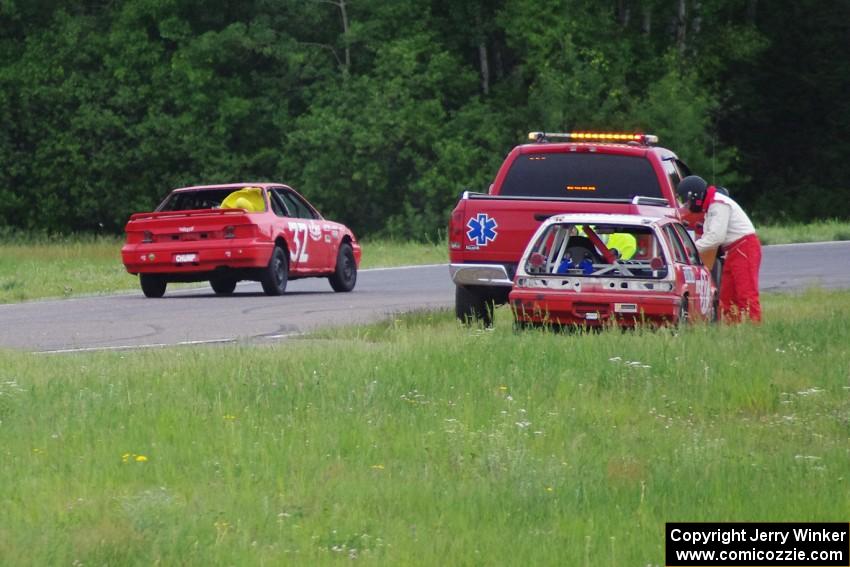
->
(142, 231, 153, 243)
(224, 226, 236, 239)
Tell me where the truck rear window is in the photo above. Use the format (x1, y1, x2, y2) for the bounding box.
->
(500, 153, 662, 200)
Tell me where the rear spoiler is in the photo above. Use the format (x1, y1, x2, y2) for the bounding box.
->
(128, 208, 249, 221)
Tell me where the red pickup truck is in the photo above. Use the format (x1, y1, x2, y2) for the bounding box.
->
(448, 132, 694, 323)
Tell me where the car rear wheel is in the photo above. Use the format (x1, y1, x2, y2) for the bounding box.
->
(710, 293, 719, 323)
(455, 285, 494, 326)
(329, 242, 357, 292)
(260, 246, 288, 296)
(676, 296, 689, 326)
(210, 276, 237, 295)
(140, 274, 167, 298)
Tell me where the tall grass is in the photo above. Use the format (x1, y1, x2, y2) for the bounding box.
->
(1, 289, 848, 565)
(357, 237, 447, 268)
(757, 218, 850, 245)
(0, 234, 126, 302)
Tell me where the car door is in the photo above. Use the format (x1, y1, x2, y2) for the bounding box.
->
(271, 188, 329, 272)
(661, 224, 699, 314)
(267, 189, 303, 273)
(672, 222, 714, 319)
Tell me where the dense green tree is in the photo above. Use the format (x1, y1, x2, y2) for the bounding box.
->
(0, 0, 845, 237)
(713, 0, 850, 221)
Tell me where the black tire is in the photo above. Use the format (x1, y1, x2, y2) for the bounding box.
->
(260, 246, 288, 296)
(328, 242, 357, 292)
(711, 256, 723, 288)
(140, 274, 167, 298)
(455, 285, 494, 326)
(710, 293, 719, 323)
(676, 296, 690, 326)
(210, 276, 237, 295)
(710, 257, 723, 323)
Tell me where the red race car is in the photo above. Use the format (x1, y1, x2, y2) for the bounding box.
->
(510, 214, 716, 328)
(121, 183, 361, 298)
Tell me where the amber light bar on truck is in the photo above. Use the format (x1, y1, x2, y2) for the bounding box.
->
(528, 131, 658, 145)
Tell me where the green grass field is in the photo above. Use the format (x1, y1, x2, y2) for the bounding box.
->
(1, 288, 848, 565)
(0, 235, 447, 304)
(757, 219, 850, 245)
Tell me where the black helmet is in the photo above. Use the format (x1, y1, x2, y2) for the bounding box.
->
(677, 175, 709, 212)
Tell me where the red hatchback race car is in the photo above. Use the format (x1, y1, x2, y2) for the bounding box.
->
(510, 214, 716, 328)
(121, 183, 361, 298)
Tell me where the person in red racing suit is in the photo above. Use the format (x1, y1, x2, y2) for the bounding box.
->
(677, 176, 762, 323)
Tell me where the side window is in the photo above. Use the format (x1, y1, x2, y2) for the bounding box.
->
(269, 190, 290, 217)
(674, 159, 692, 178)
(672, 223, 700, 265)
(663, 225, 688, 264)
(280, 190, 318, 220)
(662, 158, 681, 195)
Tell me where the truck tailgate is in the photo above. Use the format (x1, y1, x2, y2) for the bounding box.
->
(452, 195, 672, 264)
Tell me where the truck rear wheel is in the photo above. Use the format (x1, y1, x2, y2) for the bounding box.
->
(455, 285, 494, 326)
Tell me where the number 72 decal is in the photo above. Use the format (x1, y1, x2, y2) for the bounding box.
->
(288, 222, 310, 263)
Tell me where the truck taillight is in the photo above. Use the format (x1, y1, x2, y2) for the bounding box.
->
(449, 208, 464, 249)
(224, 225, 236, 239)
(142, 231, 153, 243)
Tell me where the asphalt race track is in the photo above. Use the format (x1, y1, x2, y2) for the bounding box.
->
(1, 241, 849, 353)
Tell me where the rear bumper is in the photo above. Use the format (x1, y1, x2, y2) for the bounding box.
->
(121, 239, 274, 274)
(449, 263, 513, 287)
(510, 288, 681, 327)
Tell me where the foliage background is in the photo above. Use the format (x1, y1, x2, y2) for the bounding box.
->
(1, 0, 847, 237)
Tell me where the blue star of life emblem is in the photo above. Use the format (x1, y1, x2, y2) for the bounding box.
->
(466, 213, 498, 246)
